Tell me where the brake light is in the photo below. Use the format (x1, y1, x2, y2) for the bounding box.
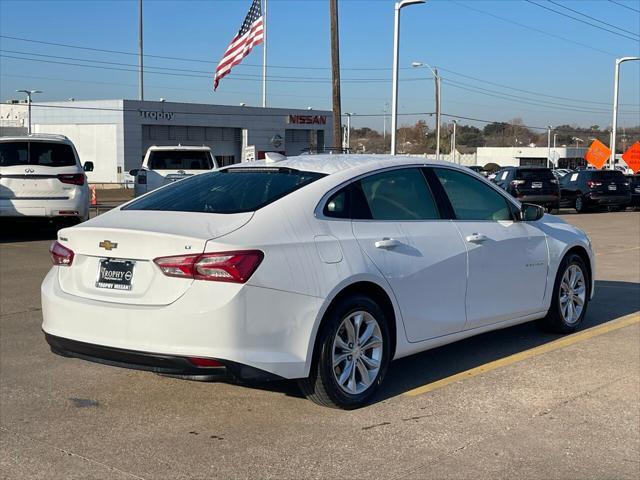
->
(49, 241, 74, 266)
(154, 250, 264, 283)
(137, 170, 147, 185)
(587, 180, 602, 189)
(188, 357, 224, 367)
(57, 173, 85, 186)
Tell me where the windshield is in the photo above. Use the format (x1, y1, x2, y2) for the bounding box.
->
(124, 168, 325, 214)
(515, 168, 555, 181)
(148, 150, 213, 170)
(0, 141, 76, 167)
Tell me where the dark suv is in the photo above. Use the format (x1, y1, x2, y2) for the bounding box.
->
(559, 170, 631, 213)
(627, 175, 640, 209)
(493, 167, 560, 212)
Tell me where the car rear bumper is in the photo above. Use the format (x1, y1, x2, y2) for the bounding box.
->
(515, 194, 559, 205)
(41, 267, 324, 379)
(0, 194, 89, 220)
(586, 193, 631, 205)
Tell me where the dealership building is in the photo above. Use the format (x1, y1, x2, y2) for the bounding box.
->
(0, 100, 333, 183)
(476, 146, 588, 169)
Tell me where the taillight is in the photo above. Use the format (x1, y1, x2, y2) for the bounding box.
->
(57, 173, 85, 186)
(188, 357, 224, 367)
(137, 170, 147, 185)
(49, 241, 74, 266)
(154, 250, 263, 283)
(586, 180, 602, 189)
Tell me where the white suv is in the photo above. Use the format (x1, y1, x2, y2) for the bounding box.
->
(131, 145, 217, 197)
(0, 135, 92, 223)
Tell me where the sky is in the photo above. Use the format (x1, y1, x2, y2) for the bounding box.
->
(1, 0, 639, 133)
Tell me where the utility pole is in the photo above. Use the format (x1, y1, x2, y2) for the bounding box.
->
(411, 61, 440, 159)
(16, 89, 42, 135)
(451, 120, 457, 163)
(610, 56, 639, 169)
(138, 0, 144, 101)
(330, 0, 342, 153)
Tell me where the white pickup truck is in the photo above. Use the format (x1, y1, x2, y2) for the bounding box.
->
(130, 145, 217, 197)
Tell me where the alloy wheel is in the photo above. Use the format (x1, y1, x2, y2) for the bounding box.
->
(331, 311, 383, 395)
(559, 264, 586, 325)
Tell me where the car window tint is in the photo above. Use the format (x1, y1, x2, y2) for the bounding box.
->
(516, 169, 555, 181)
(324, 188, 348, 218)
(124, 169, 325, 214)
(29, 142, 76, 167)
(0, 142, 28, 166)
(358, 168, 439, 221)
(434, 168, 512, 221)
(148, 151, 213, 170)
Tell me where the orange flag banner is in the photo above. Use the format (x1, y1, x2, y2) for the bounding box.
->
(621, 142, 640, 174)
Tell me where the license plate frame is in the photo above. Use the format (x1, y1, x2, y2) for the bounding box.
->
(608, 184, 617, 191)
(531, 182, 543, 189)
(96, 259, 135, 291)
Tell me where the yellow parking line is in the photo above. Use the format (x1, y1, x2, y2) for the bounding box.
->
(405, 314, 640, 397)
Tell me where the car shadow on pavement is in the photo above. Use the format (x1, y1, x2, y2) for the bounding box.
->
(0, 219, 64, 243)
(243, 279, 640, 404)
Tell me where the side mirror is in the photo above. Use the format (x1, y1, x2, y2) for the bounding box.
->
(521, 203, 544, 222)
(83, 161, 94, 172)
(129, 169, 139, 176)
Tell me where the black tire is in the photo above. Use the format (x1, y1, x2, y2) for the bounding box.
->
(538, 253, 590, 333)
(575, 195, 588, 213)
(299, 295, 391, 409)
(546, 204, 560, 214)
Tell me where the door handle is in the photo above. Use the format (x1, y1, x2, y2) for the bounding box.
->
(466, 233, 488, 243)
(375, 238, 400, 249)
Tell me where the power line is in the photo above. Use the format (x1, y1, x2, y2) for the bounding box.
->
(524, 0, 639, 41)
(451, 1, 618, 56)
(546, 0, 639, 37)
(607, 0, 640, 14)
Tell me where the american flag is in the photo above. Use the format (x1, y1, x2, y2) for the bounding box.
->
(213, 0, 264, 91)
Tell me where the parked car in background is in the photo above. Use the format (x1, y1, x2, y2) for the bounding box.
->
(552, 168, 572, 179)
(466, 165, 488, 177)
(627, 174, 640, 210)
(130, 145, 217, 197)
(42, 155, 594, 409)
(493, 167, 560, 212)
(559, 169, 631, 213)
(0, 134, 93, 223)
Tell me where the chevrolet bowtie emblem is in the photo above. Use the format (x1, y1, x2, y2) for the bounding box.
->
(99, 240, 118, 251)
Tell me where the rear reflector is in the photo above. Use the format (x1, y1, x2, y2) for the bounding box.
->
(188, 357, 224, 367)
(154, 250, 263, 283)
(50, 241, 74, 266)
(57, 174, 86, 186)
(57, 210, 79, 216)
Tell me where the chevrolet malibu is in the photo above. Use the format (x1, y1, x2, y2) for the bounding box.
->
(42, 155, 595, 409)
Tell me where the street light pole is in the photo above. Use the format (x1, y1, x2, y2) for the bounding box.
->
(15, 89, 42, 135)
(610, 56, 639, 169)
(391, 0, 426, 155)
(547, 126, 553, 168)
(411, 61, 440, 159)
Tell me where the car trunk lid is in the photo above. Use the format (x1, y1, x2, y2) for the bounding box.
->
(56, 210, 253, 305)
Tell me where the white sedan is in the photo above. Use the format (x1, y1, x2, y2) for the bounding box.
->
(42, 155, 594, 409)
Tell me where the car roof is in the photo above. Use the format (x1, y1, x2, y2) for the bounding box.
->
(223, 154, 474, 176)
(0, 134, 71, 144)
(146, 145, 211, 151)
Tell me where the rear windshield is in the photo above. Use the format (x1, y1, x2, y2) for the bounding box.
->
(515, 168, 555, 181)
(589, 170, 625, 181)
(148, 150, 213, 170)
(0, 141, 76, 167)
(123, 168, 325, 214)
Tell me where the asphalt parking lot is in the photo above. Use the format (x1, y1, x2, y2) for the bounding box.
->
(1, 210, 638, 479)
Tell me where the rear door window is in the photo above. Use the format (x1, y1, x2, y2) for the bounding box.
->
(148, 151, 213, 170)
(124, 168, 324, 213)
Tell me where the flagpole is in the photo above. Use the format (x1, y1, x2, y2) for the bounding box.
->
(262, 0, 267, 108)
